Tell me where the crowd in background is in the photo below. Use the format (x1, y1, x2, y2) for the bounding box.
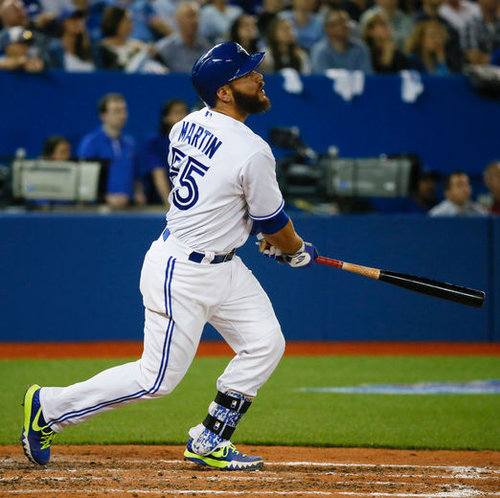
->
(32, 91, 500, 215)
(1, 0, 499, 215)
(0, 0, 499, 75)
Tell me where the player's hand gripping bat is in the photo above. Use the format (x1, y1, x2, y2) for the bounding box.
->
(315, 256, 485, 308)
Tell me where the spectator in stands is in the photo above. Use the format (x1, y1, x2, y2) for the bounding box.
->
(156, 1, 211, 72)
(0, 26, 44, 71)
(462, 0, 500, 65)
(77, 93, 146, 209)
(119, 0, 173, 43)
(3, 0, 56, 35)
(257, 0, 284, 38)
(41, 135, 72, 160)
(319, 0, 365, 23)
(277, 0, 323, 51)
(152, 0, 182, 33)
(97, 5, 167, 72)
(438, 0, 480, 47)
(359, 0, 414, 50)
(405, 170, 440, 213)
(229, 14, 260, 53)
(311, 9, 373, 73)
(144, 98, 188, 206)
(362, 12, 410, 72)
(0, 0, 50, 53)
(429, 171, 486, 216)
(413, 0, 463, 72)
(406, 19, 453, 74)
(483, 160, 500, 215)
(45, 8, 95, 71)
(260, 17, 311, 72)
(0, 0, 29, 33)
(198, 0, 243, 43)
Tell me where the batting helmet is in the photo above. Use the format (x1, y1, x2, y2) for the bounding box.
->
(191, 42, 265, 108)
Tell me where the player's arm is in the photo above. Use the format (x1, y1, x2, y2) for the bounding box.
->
(244, 147, 318, 267)
(261, 219, 302, 254)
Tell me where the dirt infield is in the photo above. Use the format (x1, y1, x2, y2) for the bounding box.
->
(2, 445, 499, 497)
(2, 341, 500, 359)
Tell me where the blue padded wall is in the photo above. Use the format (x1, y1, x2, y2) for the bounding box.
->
(0, 214, 493, 342)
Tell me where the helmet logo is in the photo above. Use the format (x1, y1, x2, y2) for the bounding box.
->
(235, 43, 249, 55)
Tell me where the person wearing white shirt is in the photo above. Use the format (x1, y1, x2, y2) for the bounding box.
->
(429, 172, 486, 217)
(438, 0, 481, 47)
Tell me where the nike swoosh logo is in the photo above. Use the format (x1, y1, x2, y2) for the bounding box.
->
(31, 407, 46, 432)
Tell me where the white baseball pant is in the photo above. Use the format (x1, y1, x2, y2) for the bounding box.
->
(40, 232, 285, 433)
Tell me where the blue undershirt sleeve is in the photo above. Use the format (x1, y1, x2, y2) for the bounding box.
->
(254, 208, 290, 235)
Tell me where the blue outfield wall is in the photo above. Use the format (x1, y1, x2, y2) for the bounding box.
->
(0, 214, 497, 343)
(1, 71, 500, 174)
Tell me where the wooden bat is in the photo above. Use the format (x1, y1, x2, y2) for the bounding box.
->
(315, 256, 485, 308)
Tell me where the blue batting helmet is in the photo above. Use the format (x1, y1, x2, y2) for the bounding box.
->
(191, 42, 265, 108)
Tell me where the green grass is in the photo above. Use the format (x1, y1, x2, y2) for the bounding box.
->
(2, 356, 500, 450)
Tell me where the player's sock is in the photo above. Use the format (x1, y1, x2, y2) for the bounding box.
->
(188, 391, 252, 456)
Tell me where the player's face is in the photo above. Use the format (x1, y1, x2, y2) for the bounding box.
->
(229, 70, 270, 114)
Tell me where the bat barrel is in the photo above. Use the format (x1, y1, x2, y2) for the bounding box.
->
(379, 270, 485, 308)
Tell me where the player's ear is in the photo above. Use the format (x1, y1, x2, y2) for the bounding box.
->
(216, 85, 233, 104)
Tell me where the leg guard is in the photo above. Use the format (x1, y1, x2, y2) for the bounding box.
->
(188, 391, 252, 456)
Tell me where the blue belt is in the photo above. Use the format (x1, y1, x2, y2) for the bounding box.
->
(162, 228, 235, 264)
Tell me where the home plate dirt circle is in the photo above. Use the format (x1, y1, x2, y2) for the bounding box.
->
(1, 446, 499, 497)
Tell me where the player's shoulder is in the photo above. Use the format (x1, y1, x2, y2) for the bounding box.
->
(241, 127, 273, 157)
(224, 115, 271, 155)
(170, 108, 272, 156)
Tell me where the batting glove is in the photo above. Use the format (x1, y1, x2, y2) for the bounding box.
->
(284, 242, 318, 268)
(256, 234, 287, 264)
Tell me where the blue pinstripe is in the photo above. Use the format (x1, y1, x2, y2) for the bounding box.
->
(47, 257, 177, 427)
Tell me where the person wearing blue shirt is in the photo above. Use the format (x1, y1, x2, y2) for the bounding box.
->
(143, 98, 188, 206)
(311, 9, 373, 74)
(77, 93, 146, 209)
(277, 0, 324, 51)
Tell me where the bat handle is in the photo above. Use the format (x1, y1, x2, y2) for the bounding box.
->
(315, 256, 344, 269)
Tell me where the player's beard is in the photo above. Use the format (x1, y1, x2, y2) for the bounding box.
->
(231, 86, 271, 114)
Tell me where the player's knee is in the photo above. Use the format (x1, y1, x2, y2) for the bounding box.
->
(137, 360, 181, 397)
(151, 382, 175, 397)
(263, 327, 286, 362)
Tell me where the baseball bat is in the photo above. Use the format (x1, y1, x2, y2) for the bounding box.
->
(315, 256, 485, 308)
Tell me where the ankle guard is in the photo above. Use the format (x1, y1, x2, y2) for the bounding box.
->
(189, 391, 252, 456)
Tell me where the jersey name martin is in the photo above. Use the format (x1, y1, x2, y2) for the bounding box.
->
(177, 121, 222, 160)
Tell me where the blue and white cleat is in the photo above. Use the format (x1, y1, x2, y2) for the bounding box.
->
(21, 384, 56, 465)
(184, 438, 263, 470)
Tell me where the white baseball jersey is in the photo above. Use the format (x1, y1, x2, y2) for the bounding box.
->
(166, 108, 285, 254)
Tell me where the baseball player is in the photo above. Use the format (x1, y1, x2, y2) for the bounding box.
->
(21, 41, 318, 471)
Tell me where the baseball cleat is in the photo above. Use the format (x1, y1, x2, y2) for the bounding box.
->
(21, 384, 56, 465)
(184, 439, 263, 470)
